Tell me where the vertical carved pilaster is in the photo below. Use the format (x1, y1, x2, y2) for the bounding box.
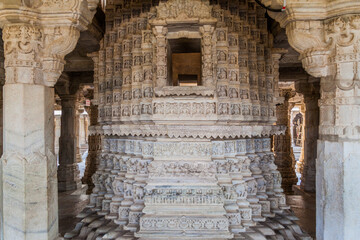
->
(153, 26, 168, 88)
(200, 25, 215, 87)
(273, 89, 298, 194)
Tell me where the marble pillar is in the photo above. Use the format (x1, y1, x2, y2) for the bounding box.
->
(0, 31, 4, 240)
(0, 2, 98, 238)
(273, 89, 298, 194)
(82, 103, 100, 192)
(283, 13, 360, 240)
(58, 93, 82, 192)
(296, 77, 320, 193)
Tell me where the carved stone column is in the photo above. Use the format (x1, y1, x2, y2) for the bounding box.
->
(283, 13, 360, 240)
(57, 86, 82, 192)
(273, 89, 297, 194)
(295, 77, 320, 193)
(82, 101, 99, 192)
(0, 1, 98, 239)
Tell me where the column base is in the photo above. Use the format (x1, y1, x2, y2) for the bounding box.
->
(58, 163, 81, 192)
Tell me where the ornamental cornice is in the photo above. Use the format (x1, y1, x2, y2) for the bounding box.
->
(88, 124, 286, 139)
(0, 0, 98, 87)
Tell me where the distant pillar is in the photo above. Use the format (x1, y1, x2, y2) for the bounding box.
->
(82, 101, 100, 192)
(58, 88, 82, 192)
(296, 77, 320, 192)
(273, 88, 298, 194)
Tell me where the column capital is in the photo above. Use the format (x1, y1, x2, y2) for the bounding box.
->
(0, 0, 99, 87)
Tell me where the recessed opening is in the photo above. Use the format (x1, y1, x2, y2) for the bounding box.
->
(167, 38, 202, 86)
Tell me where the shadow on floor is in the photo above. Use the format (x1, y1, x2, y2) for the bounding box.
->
(58, 187, 89, 236)
(287, 187, 316, 239)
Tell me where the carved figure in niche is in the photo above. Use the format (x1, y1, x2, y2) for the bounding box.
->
(231, 104, 240, 115)
(123, 91, 131, 100)
(261, 107, 267, 116)
(239, 38, 247, 50)
(144, 53, 152, 64)
(132, 105, 140, 115)
(250, 91, 258, 100)
(253, 107, 260, 116)
(143, 87, 153, 98)
(157, 66, 166, 77)
(124, 76, 131, 85)
(218, 103, 228, 115)
(153, 103, 164, 114)
(113, 107, 119, 117)
(229, 55, 237, 64)
(269, 108, 274, 117)
(142, 70, 152, 82)
(229, 88, 238, 98)
(258, 63, 265, 73)
(206, 103, 216, 114)
(134, 37, 142, 48)
(142, 104, 152, 114)
(133, 89, 142, 99)
(143, 32, 152, 44)
(133, 72, 142, 82)
(124, 41, 131, 52)
(106, 108, 111, 117)
(106, 80, 112, 89)
(124, 60, 132, 69)
(134, 56, 142, 66)
(230, 71, 238, 82)
(218, 68, 227, 80)
(122, 106, 130, 116)
(217, 51, 227, 62)
(229, 36, 237, 47)
(260, 93, 266, 102)
(242, 105, 250, 115)
(217, 30, 226, 41)
(266, 80, 273, 89)
(107, 95, 112, 103)
(217, 86, 227, 97)
(114, 78, 122, 87)
(99, 109, 105, 118)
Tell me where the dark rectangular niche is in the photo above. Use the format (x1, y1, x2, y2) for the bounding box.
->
(167, 38, 202, 86)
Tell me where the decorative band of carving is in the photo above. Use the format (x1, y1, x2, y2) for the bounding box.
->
(89, 124, 286, 138)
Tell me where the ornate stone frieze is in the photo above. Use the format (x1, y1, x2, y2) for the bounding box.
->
(90, 124, 286, 139)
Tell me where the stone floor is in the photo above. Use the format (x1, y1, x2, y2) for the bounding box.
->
(58, 186, 316, 239)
